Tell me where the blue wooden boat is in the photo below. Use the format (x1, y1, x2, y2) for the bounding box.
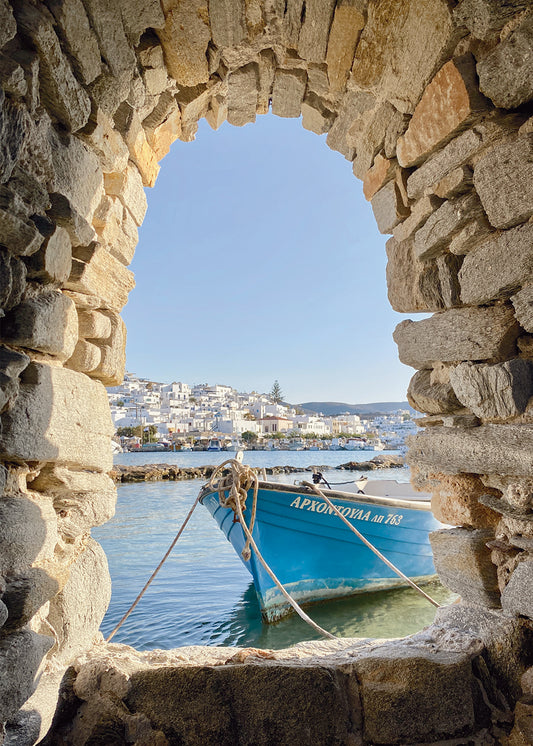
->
(199, 476, 444, 623)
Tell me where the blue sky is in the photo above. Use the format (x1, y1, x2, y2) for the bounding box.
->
(123, 114, 415, 404)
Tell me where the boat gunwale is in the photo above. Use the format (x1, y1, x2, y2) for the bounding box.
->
(200, 479, 433, 512)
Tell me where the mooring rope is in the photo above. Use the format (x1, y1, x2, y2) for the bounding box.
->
(302, 481, 442, 609)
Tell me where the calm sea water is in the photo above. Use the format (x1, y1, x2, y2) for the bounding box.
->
(94, 451, 455, 650)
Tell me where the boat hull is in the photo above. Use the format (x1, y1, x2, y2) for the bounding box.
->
(200, 482, 443, 622)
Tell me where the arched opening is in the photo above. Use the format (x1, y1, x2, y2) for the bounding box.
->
(1, 0, 533, 743)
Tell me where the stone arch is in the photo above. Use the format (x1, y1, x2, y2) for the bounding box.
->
(1, 0, 533, 743)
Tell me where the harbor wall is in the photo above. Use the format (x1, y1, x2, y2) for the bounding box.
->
(0, 0, 532, 743)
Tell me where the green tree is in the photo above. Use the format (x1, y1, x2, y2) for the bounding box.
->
(117, 425, 142, 438)
(143, 424, 158, 444)
(270, 380, 283, 403)
(116, 400, 124, 407)
(243, 412, 256, 420)
(241, 430, 258, 444)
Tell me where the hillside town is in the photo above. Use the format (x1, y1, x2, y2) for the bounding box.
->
(108, 373, 417, 451)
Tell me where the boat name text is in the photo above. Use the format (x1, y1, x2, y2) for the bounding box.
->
(289, 496, 403, 525)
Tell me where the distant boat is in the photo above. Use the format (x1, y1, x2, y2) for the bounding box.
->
(199, 475, 444, 623)
(207, 438, 222, 451)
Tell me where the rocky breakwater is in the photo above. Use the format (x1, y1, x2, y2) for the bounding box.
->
(110, 457, 405, 483)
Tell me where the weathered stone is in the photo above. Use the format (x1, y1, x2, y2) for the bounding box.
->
(209, 0, 246, 48)
(371, 178, 410, 234)
(2, 569, 60, 632)
(0, 209, 43, 257)
(0, 55, 27, 98)
(434, 165, 473, 199)
(477, 12, 533, 109)
(81, 0, 136, 79)
(25, 226, 72, 285)
(430, 528, 500, 607)
(103, 164, 147, 226)
(414, 192, 484, 261)
(29, 465, 116, 537)
(90, 312, 126, 385)
(450, 359, 533, 419)
(394, 305, 519, 369)
(0, 630, 53, 723)
(0, 495, 57, 576)
(0, 345, 30, 410)
(350, 101, 399, 179)
(386, 235, 445, 313)
(406, 120, 515, 200)
(449, 215, 493, 256)
(0, 598, 7, 628)
(49, 130, 104, 223)
(0, 362, 114, 471)
(407, 369, 462, 415)
(80, 110, 129, 174)
(437, 252, 463, 309)
(271, 68, 307, 118)
(474, 133, 533, 229)
(0, 251, 27, 313)
(397, 56, 489, 167)
(205, 94, 227, 131)
(14, 3, 91, 132)
(408, 423, 533, 477)
(118, 0, 164, 46)
(512, 285, 533, 334)
(326, 0, 364, 92)
(47, 193, 97, 248)
(156, 0, 210, 86)
(326, 89, 375, 159)
(362, 154, 395, 201)
(87, 69, 131, 117)
(298, 0, 337, 64)
(227, 63, 259, 127)
(66, 244, 135, 311)
(507, 698, 533, 746)
(0, 93, 31, 186)
(351, 0, 457, 113)
(301, 93, 334, 135)
(393, 194, 442, 242)
(453, 0, 529, 42)
(412, 470, 500, 528)
(501, 560, 533, 619)
(2, 292, 78, 362)
(77, 310, 112, 339)
(460, 223, 533, 305)
(142, 67, 168, 98)
(47, 538, 111, 662)
(354, 644, 486, 744)
(113, 104, 160, 187)
(64, 339, 102, 374)
(47, 0, 102, 85)
(0, 0, 16, 49)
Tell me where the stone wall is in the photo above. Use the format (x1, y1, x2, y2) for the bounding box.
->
(0, 0, 532, 743)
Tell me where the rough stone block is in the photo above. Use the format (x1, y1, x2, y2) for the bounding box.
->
(114, 104, 159, 187)
(47, 0, 102, 85)
(0, 90, 31, 185)
(14, 3, 91, 132)
(407, 369, 461, 415)
(103, 163, 147, 226)
(25, 226, 72, 284)
(271, 68, 307, 118)
(502, 561, 533, 619)
(0, 0, 16, 49)
(371, 178, 409, 234)
(49, 130, 104, 222)
(0, 495, 58, 576)
(449, 216, 493, 255)
(2, 291, 78, 361)
(436, 252, 463, 308)
(453, 0, 529, 43)
(90, 312, 126, 386)
(93, 196, 137, 266)
(474, 133, 533, 229)
(408, 423, 533, 477)
(350, 101, 399, 179)
(450, 359, 533, 419)
(80, 110, 129, 174)
(0, 55, 27, 98)
(209, 0, 246, 48)
(326, 0, 364, 91)
(386, 235, 445, 313)
(47, 538, 111, 662)
(0, 346, 30, 412)
(65, 244, 135, 311)
(0, 250, 27, 313)
(0, 209, 43, 256)
(0, 630, 53, 723)
(64, 339, 102, 374)
(47, 192, 97, 248)
(512, 285, 533, 333)
(81, 0, 136, 79)
(2, 569, 60, 632)
(301, 93, 334, 135)
(118, 0, 164, 46)
(326, 89, 375, 160)
(413, 192, 484, 261)
(298, 0, 337, 63)
(430, 528, 500, 607)
(397, 56, 488, 167)
(413, 470, 500, 528)
(146, 104, 182, 161)
(350, 0, 456, 113)
(393, 194, 442, 242)
(459, 223, 533, 305)
(477, 12, 533, 109)
(29, 465, 116, 537)
(77, 310, 112, 339)
(363, 154, 395, 201)
(394, 305, 519, 369)
(434, 165, 473, 199)
(156, 0, 210, 87)
(227, 63, 259, 127)
(0, 362, 114, 472)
